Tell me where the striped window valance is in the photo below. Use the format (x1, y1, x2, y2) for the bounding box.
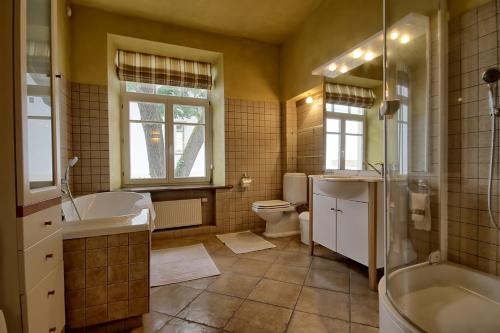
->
(325, 82, 376, 109)
(115, 49, 212, 90)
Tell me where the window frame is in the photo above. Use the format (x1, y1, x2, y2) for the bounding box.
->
(324, 103, 366, 171)
(121, 83, 212, 185)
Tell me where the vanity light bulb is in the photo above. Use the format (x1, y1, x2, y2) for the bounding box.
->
(328, 63, 337, 71)
(352, 49, 364, 59)
(400, 35, 410, 44)
(306, 96, 313, 104)
(390, 31, 399, 40)
(364, 51, 375, 61)
(340, 65, 349, 73)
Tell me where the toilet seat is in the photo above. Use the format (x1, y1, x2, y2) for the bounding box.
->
(252, 200, 291, 210)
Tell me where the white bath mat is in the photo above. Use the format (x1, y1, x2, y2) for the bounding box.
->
(216, 231, 276, 254)
(150, 244, 220, 287)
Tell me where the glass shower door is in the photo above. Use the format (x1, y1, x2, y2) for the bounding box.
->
(383, 0, 441, 326)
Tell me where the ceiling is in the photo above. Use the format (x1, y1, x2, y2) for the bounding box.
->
(69, 0, 324, 44)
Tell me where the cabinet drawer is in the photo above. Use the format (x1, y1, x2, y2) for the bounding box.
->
(19, 230, 63, 293)
(22, 262, 65, 333)
(18, 205, 62, 250)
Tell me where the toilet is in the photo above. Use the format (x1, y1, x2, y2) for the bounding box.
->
(252, 173, 307, 238)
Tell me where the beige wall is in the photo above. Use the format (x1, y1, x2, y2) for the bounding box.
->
(279, 0, 383, 101)
(70, 5, 280, 101)
(57, 0, 71, 79)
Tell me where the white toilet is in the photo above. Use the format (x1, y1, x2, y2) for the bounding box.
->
(251, 173, 307, 238)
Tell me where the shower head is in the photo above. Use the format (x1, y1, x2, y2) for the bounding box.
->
(483, 68, 500, 84)
(69, 156, 79, 167)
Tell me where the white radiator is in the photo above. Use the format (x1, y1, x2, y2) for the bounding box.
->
(153, 199, 202, 229)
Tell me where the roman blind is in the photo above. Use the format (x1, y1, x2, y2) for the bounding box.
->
(115, 49, 212, 89)
(324, 82, 376, 108)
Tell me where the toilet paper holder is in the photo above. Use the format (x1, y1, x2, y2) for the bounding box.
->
(240, 173, 252, 188)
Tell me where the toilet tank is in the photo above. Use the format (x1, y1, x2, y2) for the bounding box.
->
(283, 173, 307, 205)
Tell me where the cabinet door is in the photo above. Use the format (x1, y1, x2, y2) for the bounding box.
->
(312, 194, 336, 251)
(337, 199, 368, 265)
(16, 0, 61, 206)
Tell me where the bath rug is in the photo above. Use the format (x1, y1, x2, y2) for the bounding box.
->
(150, 244, 220, 287)
(216, 231, 276, 254)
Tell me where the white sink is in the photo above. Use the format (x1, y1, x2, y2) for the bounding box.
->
(319, 175, 383, 182)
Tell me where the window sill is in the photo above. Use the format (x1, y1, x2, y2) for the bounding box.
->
(119, 184, 233, 193)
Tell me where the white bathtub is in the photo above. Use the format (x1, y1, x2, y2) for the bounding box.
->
(62, 192, 155, 239)
(379, 262, 500, 333)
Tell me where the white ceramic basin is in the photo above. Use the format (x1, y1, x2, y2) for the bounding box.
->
(320, 175, 383, 182)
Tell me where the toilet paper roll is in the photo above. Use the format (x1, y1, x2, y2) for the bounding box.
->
(240, 177, 252, 188)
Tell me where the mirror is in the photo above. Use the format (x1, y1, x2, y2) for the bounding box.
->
(26, 0, 55, 189)
(315, 13, 430, 173)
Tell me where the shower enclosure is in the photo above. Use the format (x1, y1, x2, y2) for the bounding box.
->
(379, 0, 500, 332)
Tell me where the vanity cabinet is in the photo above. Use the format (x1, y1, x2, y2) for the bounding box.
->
(310, 176, 384, 290)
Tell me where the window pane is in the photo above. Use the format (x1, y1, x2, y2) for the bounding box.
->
(126, 81, 155, 94)
(28, 118, 53, 184)
(326, 118, 340, 132)
(326, 103, 334, 112)
(334, 104, 348, 113)
(350, 107, 364, 115)
(174, 125, 206, 178)
(173, 105, 205, 124)
(181, 87, 208, 99)
(130, 123, 166, 179)
(326, 133, 340, 170)
(155, 85, 183, 97)
(346, 120, 363, 134)
(345, 135, 363, 170)
(129, 101, 165, 122)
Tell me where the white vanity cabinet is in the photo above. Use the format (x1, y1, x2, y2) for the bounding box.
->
(310, 176, 384, 290)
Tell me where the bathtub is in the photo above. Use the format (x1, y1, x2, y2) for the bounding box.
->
(379, 262, 500, 332)
(62, 191, 155, 239)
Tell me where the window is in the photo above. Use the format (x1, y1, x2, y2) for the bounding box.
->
(325, 103, 365, 170)
(122, 81, 210, 184)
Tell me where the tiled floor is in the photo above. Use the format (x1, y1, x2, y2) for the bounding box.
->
(134, 234, 379, 333)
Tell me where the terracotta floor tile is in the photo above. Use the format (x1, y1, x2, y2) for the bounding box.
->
(178, 291, 242, 328)
(230, 258, 272, 277)
(351, 293, 379, 327)
(351, 322, 380, 333)
(224, 300, 292, 333)
(150, 285, 202, 316)
(305, 268, 350, 293)
(274, 252, 312, 268)
(240, 249, 282, 262)
(287, 311, 350, 333)
(158, 317, 220, 332)
(211, 255, 238, 272)
(130, 312, 172, 333)
(248, 279, 301, 309)
(310, 256, 350, 273)
(295, 286, 350, 321)
(207, 272, 259, 298)
(178, 276, 219, 290)
(264, 263, 309, 285)
(283, 240, 310, 254)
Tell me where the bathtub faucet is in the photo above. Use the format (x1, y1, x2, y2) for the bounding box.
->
(62, 157, 82, 221)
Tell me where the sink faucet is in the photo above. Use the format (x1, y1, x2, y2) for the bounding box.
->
(364, 162, 384, 176)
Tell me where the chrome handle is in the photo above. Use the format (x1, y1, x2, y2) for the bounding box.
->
(44, 221, 52, 226)
(47, 290, 55, 296)
(330, 208, 336, 211)
(45, 253, 54, 259)
(337, 209, 344, 214)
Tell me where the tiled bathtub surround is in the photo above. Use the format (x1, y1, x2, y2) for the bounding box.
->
(63, 231, 150, 331)
(215, 98, 282, 233)
(448, 1, 500, 275)
(71, 83, 110, 195)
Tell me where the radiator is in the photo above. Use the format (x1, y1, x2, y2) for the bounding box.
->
(153, 199, 202, 229)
